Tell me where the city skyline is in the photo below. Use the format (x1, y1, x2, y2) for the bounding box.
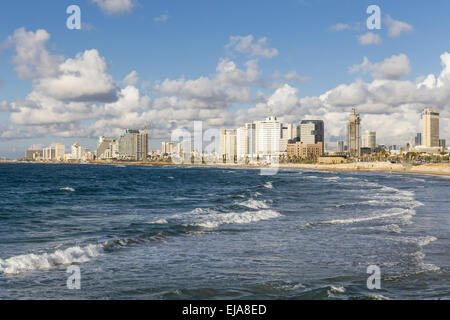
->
(1, 0, 450, 159)
(23, 106, 446, 163)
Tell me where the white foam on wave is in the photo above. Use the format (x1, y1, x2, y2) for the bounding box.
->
(324, 176, 340, 182)
(147, 219, 168, 225)
(188, 209, 282, 229)
(59, 187, 75, 192)
(237, 199, 269, 210)
(365, 293, 390, 300)
(328, 285, 346, 295)
(264, 182, 273, 189)
(391, 235, 438, 247)
(369, 224, 403, 234)
(312, 208, 415, 226)
(0, 244, 103, 275)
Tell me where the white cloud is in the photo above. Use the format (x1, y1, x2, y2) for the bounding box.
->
(358, 32, 382, 45)
(385, 15, 413, 37)
(92, 0, 135, 15)
(154, 12, 169, 23)
(330, 23, 350, 31)
(0, 101, 12, 112)
(350, 54, 411, 80)
(226, 35, 279, 59)
(123, 70, 139, 86)
(274, 70, 309, 83)
(4, 28, 63, 80)
(36, 49, 118, 102)
(2, 28, 450, 147)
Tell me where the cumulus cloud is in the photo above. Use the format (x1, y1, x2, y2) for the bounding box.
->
(385, 15, 413, 37)
(36, 49, 119, 102)
(358, 32, 382, 45)
(4, 28, 63, 80)
(92, 0, 135, 15)
(226, 35, 278, 59)
(234, 52, 450, 145)
(2, 28, 449, 148)
(123, 70, 139, 86)
(350, 54, 411, 80)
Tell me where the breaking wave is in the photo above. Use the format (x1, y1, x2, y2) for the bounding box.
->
(237, 199, 269, 210)
(187, 209, 282, 229)
(0, 244, 103, 275)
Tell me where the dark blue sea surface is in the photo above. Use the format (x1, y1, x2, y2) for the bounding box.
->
(0, 163, 448, 299)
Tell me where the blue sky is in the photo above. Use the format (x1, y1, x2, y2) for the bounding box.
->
(1, 0, 450, 158)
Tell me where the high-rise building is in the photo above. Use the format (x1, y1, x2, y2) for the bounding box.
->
(414, 133, 422, 146)
(71, 142, 84, 160)
(337, 141, 345, 153)
(97, 137, 113, 159)
(439, 139, 446, 149)
(43, 147, 56, 161)
(237, 123, 256, 160)
(282, 123, 297, 141)
(255, 116, 282, 156)
(220, 128, 237, 162)
(362, 131, 376, 150)
(25, 148, 43, 161)
(299, 120, 324, 153)
(422, 109, 440, 147)
(161, 142, 176, 155)
(55, 143, 65, 161)
(118, 129, 148, 161)
(280, 123, 298, 153)
(346, 110, 361, 157)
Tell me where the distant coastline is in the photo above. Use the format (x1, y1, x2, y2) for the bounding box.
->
(6, 160, 450, 177)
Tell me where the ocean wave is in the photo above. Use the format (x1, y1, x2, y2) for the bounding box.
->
(237, 199, 269, 210)
(327, 285, 346, 297)
(369, 224, 403, 234)
(308, 208, 415, 226)
(390, 235, 438, 247)
(0, 244, 103, 275)
(323, 176, 340, 182)
(59, 187, 75, 192)
(147, 219, 169, 225)
(264, 182, 273, 189)
(188, 209, 282, 229)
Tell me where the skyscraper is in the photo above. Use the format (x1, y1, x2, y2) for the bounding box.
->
(220, 128, 237, 162)
(118, 129, 148, 161)
(299, 120, 324, 153)
(255, 116, 282, 157)
(422, 109, 440, 147)
(346, 110, 361, 157)
(362, 131, 376, 150)
(236, 123, 256, 160)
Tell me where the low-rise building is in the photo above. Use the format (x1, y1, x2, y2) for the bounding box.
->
(287, 141, 323, 159)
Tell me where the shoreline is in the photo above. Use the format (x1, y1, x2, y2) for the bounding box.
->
(7, 160, 450, 177)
